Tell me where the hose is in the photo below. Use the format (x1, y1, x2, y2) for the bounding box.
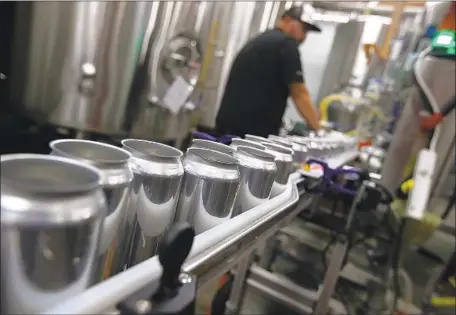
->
(318, 94, 365, 123)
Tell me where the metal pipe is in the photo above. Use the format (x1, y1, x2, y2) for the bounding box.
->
(225, 254, 254, 315)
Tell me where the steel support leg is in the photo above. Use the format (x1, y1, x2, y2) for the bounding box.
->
(225, 253, 254, 315)
(257, 237, 279, 271)
(313, 240, 348, 315)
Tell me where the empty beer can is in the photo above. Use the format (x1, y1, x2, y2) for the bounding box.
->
(175, 148, 240, 234)
(191, 139, 236, 157)
(230, 138, 266, 151)
(1, 154, 107, 314)
(49, 139, 133, 281)
(121, 139, 184, 266)
(244, 134, 272, 144)
(232, 146, 277, 217)
(287, 137, 309, 164)
(267, 135, 294, 150)
(261, 142, 294, 197)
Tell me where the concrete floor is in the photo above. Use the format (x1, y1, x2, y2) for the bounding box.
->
(197, 198, 455, 315)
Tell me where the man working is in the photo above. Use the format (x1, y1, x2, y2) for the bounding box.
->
(215, 6, 322, 138)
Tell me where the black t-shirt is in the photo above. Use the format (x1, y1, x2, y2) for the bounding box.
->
(215, 28, 304, 137)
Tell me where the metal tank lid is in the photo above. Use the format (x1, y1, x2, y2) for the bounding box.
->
(1, 154, 104, 225)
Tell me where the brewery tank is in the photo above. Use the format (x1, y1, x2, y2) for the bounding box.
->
(129, 1, 237, 144)
(8, 2, 153, 136)
(9, 2, 293, 141)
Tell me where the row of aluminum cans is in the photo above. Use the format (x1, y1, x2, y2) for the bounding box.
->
(0, 133, 356, 314)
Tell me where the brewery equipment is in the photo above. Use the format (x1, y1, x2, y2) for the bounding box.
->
(1, 154, 107, 313)
(49, 139, 133, 280)
(8, 2, 153, 137)
(232, 146, 277, 216)
(174, 148, 240, 234)
(121, 139, 184, 267)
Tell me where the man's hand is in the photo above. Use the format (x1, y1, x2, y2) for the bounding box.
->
(290, 83, 321, 130)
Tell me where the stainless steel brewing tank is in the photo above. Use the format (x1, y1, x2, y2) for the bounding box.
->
(174, 148, 240, 234)
(1, 154, 107, 314)
(130, 1, 231, 142)
(9, 2, 152, 135)
(49, 139, 133, 280)
(121, 139, 184, 267)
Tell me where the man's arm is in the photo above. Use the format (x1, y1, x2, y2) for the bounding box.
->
(290, 83, 321, 130)
(279, 39, 321, 130)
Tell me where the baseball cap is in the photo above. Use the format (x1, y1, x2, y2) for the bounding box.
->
(282, 5, 322, 33)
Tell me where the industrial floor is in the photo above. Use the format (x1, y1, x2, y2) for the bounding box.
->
(196, 199, 455, 314)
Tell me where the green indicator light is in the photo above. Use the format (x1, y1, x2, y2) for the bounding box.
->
(431, 29, 456, 56)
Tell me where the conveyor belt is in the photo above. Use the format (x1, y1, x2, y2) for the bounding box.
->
(42, 151, 359, 314)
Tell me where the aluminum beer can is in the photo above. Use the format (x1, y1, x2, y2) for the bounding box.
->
(230, 138, 266, 151)
(191, 139, 236, 156)
(261, 142, 294, 197)
(232, 146, 277, 217)
(49, 139, 133, 281)
(121, 139, 184, 267)
(267, 135, 294, 150)
(174, 148, 240, 234)
(244, 134, 272, 144)
(1, 154, 107, 314)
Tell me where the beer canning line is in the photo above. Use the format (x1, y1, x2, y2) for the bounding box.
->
(1, 131, 360, 315)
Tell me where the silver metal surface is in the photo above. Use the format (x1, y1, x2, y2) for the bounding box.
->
(244, 134, 272, 144)
(314, 242, 348, 315)
(267, 135, 294, 150)
(191, 139, 236, 156)
(247, 265, 347, 315)
(174, 148, 240, 234)
(9, 2, 152, 135)
(232, 146, 277, 217)
(49, 139, 133, 281)
(121, 139, 184, 267)
(261, 142, 294, 198)
(230, 138, 266, 151)
(287, 137, 309, 163)
(42, 175, 301, 315)
(130, 1, 211, 141)
(1, 154, 107, 314)
(225, 254, 255, 315)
